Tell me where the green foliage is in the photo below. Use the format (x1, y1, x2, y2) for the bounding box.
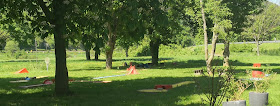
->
(15, 50, 29, 59)
(44, 34, 54, 49)
(4, 40, 20, 57)
(0, 29, 9, 50)
(158, 44, 204, 56)
(261, 47, 280, 56)
(227, 79, 251, 101)
(195, 68, 234, 106)
(136, 45, 151, 56)
(243, 2, 280, 41)
(4, 40, 30, 59)
(230, 44, 254, 53)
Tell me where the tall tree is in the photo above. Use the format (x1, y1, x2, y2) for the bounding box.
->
(74, 5, 106, 61)
(243, 2, 280, 56)
(144, 0, 187, 65)
(116, 34, 138, 57)
(221, 0, 265, 66)
(1, 0, 96, 95)
(144, 1, 170, 65)
(199, 0, 232, 73)
(95, 0, 147, 69)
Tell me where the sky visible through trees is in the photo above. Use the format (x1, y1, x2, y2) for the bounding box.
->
(268, 0, 280, 5)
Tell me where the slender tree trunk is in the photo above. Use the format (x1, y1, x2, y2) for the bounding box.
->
(125, 47, 129, 57)
(106, 24, 116, 69)
(150, 38, 160, 66)
(53, 1, 69, 95)
(223, 40, 230, 67)
(85, 48, 90, 60)
(200, 0, 211, 72)
(200, 0, 208, 61)
(94, 46, 100, 60)
(207, 23, 219, 73)
(95, 51, 99, 60)
(256, 39, 260, 56)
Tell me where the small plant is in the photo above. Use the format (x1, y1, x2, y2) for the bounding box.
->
(194, 67, 234, 106)
(226, 79, 251, 101)
(247, 69, 276, 106)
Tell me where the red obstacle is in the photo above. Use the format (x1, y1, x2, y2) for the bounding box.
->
(253, 63, 261, 68)
(252, 71, 264, 78)
(14, 68, 29, 74)
(154, 85, 173, 90)
(43, 79, 53, 85)
(127, 65, 138, 75)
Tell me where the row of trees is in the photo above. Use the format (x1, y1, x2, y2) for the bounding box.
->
(0, 0, 279, 95)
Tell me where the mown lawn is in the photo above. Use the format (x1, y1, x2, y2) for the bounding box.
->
(0, 51, 279, 105)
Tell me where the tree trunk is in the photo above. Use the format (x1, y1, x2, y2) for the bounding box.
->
(54, 31, 69, 96)
(94, 46, 100, 60)
(150, 38, 160, 66)
(85, 48, 90, 60)
(200, 0, 208, 61)
(53, 0, 69, 96)
(223, 40, 230, 67)
(95, 51, 99, 60)
(207, 23, 219, 73)
(125, 47, 129, 57)
(256, 40, 260, 56)
(106, 25, 116, 69)
(200, 0, 210, 72)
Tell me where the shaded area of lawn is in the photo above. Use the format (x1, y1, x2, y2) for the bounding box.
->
(0, 76, 206, 105)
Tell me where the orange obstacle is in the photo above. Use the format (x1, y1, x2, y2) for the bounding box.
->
(253, 63, 261, 68)
(154, 85, 172, 90)
(14, 68, 29, 74)
(252, 71, 264, 78)
(127, 65, 138, 75)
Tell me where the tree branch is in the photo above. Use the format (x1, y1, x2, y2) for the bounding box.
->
(37, 0, 54, 24)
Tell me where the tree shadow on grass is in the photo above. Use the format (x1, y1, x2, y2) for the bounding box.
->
(69, 67, 105, 71)
(143, 59, 254, 70)
(0, 76, 212, 105)
(68, 57, 174, 63)
(0, 59, 44, 63)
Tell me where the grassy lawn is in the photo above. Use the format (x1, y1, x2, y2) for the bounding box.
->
(0, 48, 279, 105)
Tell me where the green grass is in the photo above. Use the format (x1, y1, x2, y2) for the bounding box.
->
(0, 43, 280, 105)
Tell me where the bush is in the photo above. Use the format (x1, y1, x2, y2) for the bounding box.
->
(261, 47, 280, 56)
(136, 45, 151, 56)
(230, 44, 254, 52)
(14, 50, 29, 59)
(5, 40, 20, 58)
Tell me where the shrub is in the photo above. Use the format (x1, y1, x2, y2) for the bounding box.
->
(136, 45, 151, 56)
(261, 47, 280, 56)
(230, 44, 254, 52)
(14, 50, 29, 59)
(5, 40, 20, 58)
(194, 68, 234, 106)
